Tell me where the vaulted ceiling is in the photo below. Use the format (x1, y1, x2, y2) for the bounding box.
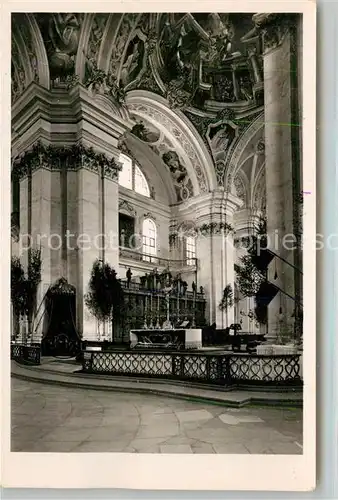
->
(12, 13, 266, 208)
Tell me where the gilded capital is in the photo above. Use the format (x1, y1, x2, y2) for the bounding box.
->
(252, 13, 296, 54)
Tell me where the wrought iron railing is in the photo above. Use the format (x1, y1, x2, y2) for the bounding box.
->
(11, 343, 41, 365)
(119, 247, 197, 270)
(82, 351, 302, 387)
(120, 280, 204, 300)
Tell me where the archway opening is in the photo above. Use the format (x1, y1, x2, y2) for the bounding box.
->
(41, 278, 80, 357)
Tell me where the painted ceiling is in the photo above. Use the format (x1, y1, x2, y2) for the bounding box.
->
(12, 12, 266, 207)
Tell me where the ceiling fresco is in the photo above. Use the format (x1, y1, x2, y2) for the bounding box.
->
(12, 12, 268, 201)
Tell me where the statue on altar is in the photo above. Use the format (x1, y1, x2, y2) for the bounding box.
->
(162, 285, 173, 329)
(126, 268, 132, 287)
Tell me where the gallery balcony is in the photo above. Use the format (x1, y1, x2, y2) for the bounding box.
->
(119, 246, 198, 273)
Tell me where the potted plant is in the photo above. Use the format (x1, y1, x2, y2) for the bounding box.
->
(11, 249, 41, 344)
(85, 259, 124, 342)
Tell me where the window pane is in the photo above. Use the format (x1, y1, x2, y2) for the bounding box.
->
(186, 236, 196, 266)
(142, 218, 157, 261)
(118, 154, 133, 189)
(135, 165, 150, 197)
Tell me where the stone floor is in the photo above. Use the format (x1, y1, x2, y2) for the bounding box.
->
(11, 378, 303, 454)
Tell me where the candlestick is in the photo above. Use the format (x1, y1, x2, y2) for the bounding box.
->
(143, 295, 148, 329)
(192, 290, 196, 328)
(150, 293, 153, 328)
(176, 290, 180, 326)
(155, 294, 160, 328)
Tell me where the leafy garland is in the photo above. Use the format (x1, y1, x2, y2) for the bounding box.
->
(85, 259, 125, 324)
(11, 249, 42, 333)
(198, 221, 234, 236)
(12, 141, 122, 181)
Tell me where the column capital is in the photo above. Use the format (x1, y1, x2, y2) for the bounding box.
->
(187, 190, 242, 236)
(11, 141, 122, 182)
(252, 13, 297, 54)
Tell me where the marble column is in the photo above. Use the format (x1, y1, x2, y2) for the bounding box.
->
(30, 167, 53, 342)
(76, 166, 101, 341)
(254, 13, 298, 338)
(102, 166, 120, 341)
(195, 191, 242, 328)
(76, 154, 121, 342)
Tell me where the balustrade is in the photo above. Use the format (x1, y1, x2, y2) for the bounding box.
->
(82, 350, 302, 387)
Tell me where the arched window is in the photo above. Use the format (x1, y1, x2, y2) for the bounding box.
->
(186, 235, 196, 266)
(119, 153, 150, 197)
(142, 218, 157, 262)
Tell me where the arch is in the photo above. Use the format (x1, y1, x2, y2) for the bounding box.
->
(252, 162, 266, 212)
(11, 14, 50, 91)
(90, 92, 129, 121)
(25, 14, 50, 89)
(233, 170, 249, 208)
(119, 132, 177, 206)
(125, 90, 217, 194)
(118, 152, 151, 197)
(75, 13, 94, 82)
(134, 164, 150, 197)
(11, 25, 32, 90)
(225, 112, 264, 194)
(98, 14, 124, 71)
(101, 13, 141, 78)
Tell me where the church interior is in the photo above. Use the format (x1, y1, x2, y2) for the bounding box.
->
(11, 12, 303, 355)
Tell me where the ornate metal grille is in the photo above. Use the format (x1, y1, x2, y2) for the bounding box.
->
(228, 354, 301, 384)
(11, 344, 41, 365)
(82, 351, 302, 386)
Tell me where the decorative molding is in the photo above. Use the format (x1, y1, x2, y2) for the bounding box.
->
(127, 101, 208, 193)
(119, 199, 137, 217)
(233, 174, 246, 203)
(87, 14, 110, 67)
(252, 13, 297, 54)
(12, 141, 122, 181)
(162, 150, 194, 203)
(48, 277, 76, 296)
(143, 212, 156, 221)
(185, 109, 261, 188)
(216, 108, 236, 123)
(11, 37, 27, 104)
(253, 169, 266, 212)
(108, 13, 140, 81)
(84, 62, 126, 104)
(196, 221, 234, 237)
(224, 112, 264, 193)
(255, 138, 265, 154)
(15, 14, 39, 84)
